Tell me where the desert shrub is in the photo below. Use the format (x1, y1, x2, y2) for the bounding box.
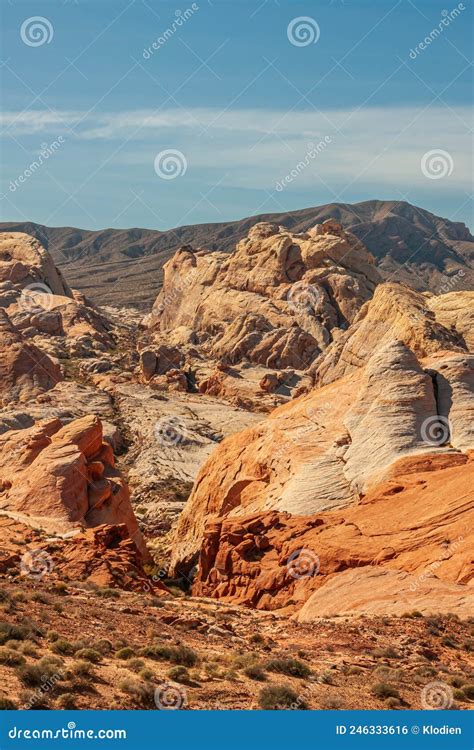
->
(51, 582, 68, 595)
(30, 592, 50, 604)
(320, 695, 344, 709)
(115, 647, 136, 660)
(462, 684, 474, 699)
(94, 639, 113, 655)
(148, 597, 164, 608)
(139, 643, 198, 666)
(167, 665, 190, 683)
(442, 636, 458, 648)
(74, 648, 101, 664)
(266, 658, 310, 679)
(56, 693, 76, 709)
(18, 656, 64, 687)
(0, 622, 28, 644)
(0, 697, 17, 709)
(119, 678, 154, 706)
(250, 633, 265, 645)
(453, 689, 466, 701)
(170, 645, 198, 667)
(52, 639, 76, 656)
(139, 667, 154, 681)
(259, 684, 303, 710)
(373, 647, 400, 659)
(18, 641, 39, 658)
(320, 670, 335, 684)
(71, 660, 95, 677)
(96, 587, 120, 599)
(244, 664, 267, 681)
(0, 647, 25, 666)
(232, 652, 259, 670)
(47, 630, 59, 642)
(127, 658, 145, 672)
(371, 682, 400, 700)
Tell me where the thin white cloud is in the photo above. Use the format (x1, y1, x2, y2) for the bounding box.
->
(1, 106, 471, 191)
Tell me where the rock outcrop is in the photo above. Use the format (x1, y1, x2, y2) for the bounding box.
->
(192, 453, 473, 617)
(143, 221, 381, 408)
(0, 232, 114, 362)
(0, 414, 148, 558)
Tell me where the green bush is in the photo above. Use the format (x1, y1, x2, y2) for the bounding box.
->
(115, 647, 136, 660)
(57, 693, 76, 709)
(74, 648, 101, 664)
(0, 647, 25, 666)
(462, 684, 474, 699)
(371, 682, 400, 700)
(244, 664, 267, 681)
(266, 658, 310, 679)
(0, 622, 28, 644)
(259, 684, 303, 710)
(0, 697, 17, 709)
(52, 639, 76, 656)
(167, 665, 190, 683)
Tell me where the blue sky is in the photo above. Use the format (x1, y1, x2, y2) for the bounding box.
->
(0, 0, 472, 230)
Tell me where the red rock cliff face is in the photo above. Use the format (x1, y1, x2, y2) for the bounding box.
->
(193, 453, 473, 618)
(0, 414, 149, 560)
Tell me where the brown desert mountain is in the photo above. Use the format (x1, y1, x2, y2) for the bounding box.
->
(1, 200, 472, 309)
(0, 214, 473, 710)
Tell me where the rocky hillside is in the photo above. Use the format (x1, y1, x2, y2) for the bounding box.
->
(1, 200, 472, 309)
(0, 221, 473, 711)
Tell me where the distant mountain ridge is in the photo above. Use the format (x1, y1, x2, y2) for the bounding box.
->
(1, 200, 472, 309)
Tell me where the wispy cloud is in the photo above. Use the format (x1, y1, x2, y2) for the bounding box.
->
(1, 105, 471, 192)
